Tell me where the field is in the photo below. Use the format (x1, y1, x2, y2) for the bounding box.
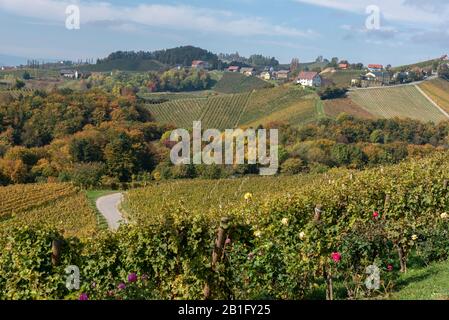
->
(213, 72, 273, 94)
(348, 85, 448, 123)
(146, 85, 318, 129)
(418, 78, 449, 114)
(0, 183, 97, 238)
(323, 97, 375, 119)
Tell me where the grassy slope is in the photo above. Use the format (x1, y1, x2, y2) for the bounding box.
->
(349, 86, 448, 123)
(418, 78, 449, 114)
(321, 70, 362, 87)
(85, 190, 116, 230)
(213, 72, 273, 94)
(390, 260, 449, 300)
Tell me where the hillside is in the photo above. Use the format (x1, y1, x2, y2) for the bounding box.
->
(323, 97, 375, 119)
(348, 85, 448, 123)
(321, 70, 362, 87)
(81, 59, 167, 72)
(146, 85, 316, 129)
(418, 78, 449, 114)
(213, 72, 273, 94)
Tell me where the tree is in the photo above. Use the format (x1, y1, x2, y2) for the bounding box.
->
(22, 72, 32, 80)
(14, 79, 26, 89)
(290, 58, 300, 72)
(438, 63, 449, 80)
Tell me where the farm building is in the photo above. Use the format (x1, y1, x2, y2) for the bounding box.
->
(241, 67, 256, 76)
(60, 70, 79, 79)
(296, 71, 322, 87)
(260, 71, 272, 81)
(191, 60, 210, 70)
(338, 63, 349, 70)
(368, 64, 384, 72)
(227, 66, 241, 72)
(275, 70, 291, 80)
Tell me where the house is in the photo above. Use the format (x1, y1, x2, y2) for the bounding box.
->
(368, 64, 384, 72)
(338, 63, 349, 70)
(60, 69, 79, 79)
(275, 70, 291, 80)
(240, 67, 256, 76)
(296, 71, 322, 87)
(364, 71, 391, 85)
(191, 60, 210, 70)
(260, 71, 272, 81)
(227, 66, 241, 72)
(440, 55, 449, 61)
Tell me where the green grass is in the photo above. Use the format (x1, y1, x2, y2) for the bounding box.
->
(85, 190, 116, 230)
(349, 86, 448, 123)
(390, 260, 449, 300)
(213, 72, 273, 94)
(322, 70, 363, 87)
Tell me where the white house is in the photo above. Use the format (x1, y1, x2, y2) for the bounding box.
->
(297, 71, 321, 87)
(240, 67, 256, 76)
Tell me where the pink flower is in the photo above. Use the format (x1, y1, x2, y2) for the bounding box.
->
(387, 264, 393, 272)
(117, 283, 126, 290)
(331, 252, 342, 263)
(225, 238, 231, 245)
(373, 211, 379, 219)
(79, 293, 89, 300)
(128, 273, 138, 283)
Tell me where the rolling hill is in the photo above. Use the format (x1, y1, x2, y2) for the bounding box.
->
(145, 85, 317, 129)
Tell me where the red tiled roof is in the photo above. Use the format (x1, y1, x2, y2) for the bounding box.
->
(368, 64, 383, 69)
(192, 60, 205, 66)
(228, 66, 240, 70)
(298, 71, 318, 80)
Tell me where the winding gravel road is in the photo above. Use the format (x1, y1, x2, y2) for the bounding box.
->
(96, 193, 126, 231)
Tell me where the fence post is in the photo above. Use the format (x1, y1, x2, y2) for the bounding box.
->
(204, 217, 230, 299)
(51, 239, 63, 266)
(314, 205, 322, 223)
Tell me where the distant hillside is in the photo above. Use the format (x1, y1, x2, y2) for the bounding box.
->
(81, 59, 167, 72)
(88, 46, 219, 72)
(213, 72, 273, 94)
(392, 58, 441, 71)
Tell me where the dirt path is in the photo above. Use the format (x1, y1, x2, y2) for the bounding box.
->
(96, 193, 126, 231)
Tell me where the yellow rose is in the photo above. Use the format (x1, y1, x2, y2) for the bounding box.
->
(244, 193, 253, 201)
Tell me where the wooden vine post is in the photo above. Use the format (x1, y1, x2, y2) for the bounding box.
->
(51, 238, 63, 266)
(204, 217, 230, 300)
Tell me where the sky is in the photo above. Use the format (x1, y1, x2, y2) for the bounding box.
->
(0, 0, 449, 66)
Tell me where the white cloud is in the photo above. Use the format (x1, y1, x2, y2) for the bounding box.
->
(0, 0, 316, 37)
(294, 0, 449, 25)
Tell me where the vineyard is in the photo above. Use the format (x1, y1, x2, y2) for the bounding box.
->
(418, 78, 449, 114)
(146, 92, 252, 129)
(122, 173, 328, 223)
(348, 86, 448, 123)
(3, 153, 449, 299)
(0, 183, 97, 238)
(0, 88, 34, 99)
(237, 85, 313, 126)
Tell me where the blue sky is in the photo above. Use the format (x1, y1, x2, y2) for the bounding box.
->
(1, 0, 449, 66)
